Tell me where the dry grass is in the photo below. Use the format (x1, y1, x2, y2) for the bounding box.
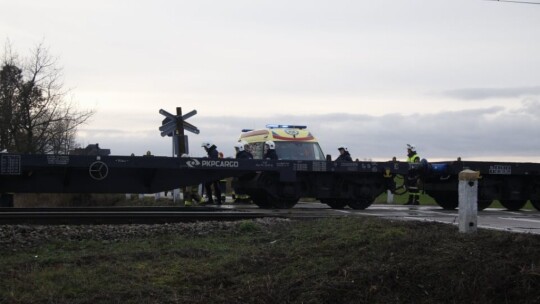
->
(1, 217, 539, 303)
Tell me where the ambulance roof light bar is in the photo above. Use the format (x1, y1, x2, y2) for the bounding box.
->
(265, 124, 307, 129)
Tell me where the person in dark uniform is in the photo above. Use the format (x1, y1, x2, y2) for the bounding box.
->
(235, 141, 253, 159)
(405, 144, 421, 205)
(263, 140, 278, 160)
(335, 145, 352, 161)
(201, 142, 222, 205)
(233, 141, 254, 203)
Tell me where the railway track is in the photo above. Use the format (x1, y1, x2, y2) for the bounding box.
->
(0, 206, 281, 225)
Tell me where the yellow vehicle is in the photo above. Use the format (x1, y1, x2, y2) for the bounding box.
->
(233, 124, 326, 208)
(239, 124, 325, 160)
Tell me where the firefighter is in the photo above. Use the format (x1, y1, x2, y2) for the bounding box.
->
(235, 141, 253, 159)
(218, 151, 227, 202)
(405, 144, 421, 205)
(264, 140, 278, 160)
(335, 145, 352, 161)
(233, 141, 253, 203)
(201, 142, 222, 205)
(180, 154, 201, 206)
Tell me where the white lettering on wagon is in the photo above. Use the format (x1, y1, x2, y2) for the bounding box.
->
(201, 160, 239, 168)
(489, 165, 512, 175)
(47, 155, 69, 165)
(186, 159, 200, 168)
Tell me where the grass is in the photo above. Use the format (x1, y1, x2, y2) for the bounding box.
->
(1, 217, 540, 303)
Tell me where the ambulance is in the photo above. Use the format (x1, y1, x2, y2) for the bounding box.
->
(233, 124, 326, 208)
(238, 124, 325, 160)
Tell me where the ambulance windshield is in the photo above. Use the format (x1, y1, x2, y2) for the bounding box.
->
(274, 142, 325, 160)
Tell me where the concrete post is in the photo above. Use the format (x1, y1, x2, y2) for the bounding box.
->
(458, 169, 480, 233)
(173, 188, 181, 204)
(125, 193, 131, 200)
(154, 192, 161, 201)
(386, 190, 394, 204)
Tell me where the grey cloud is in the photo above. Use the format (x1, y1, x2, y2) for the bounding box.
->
(79, 103, 540, 162)
(442, 86, 540, 100)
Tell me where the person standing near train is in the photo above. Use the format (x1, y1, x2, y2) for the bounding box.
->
(201, 142, 222, 205)
(263, 140, 278, 160)
(335, 145, 352, 161)
(405, 144, 421, 205)
(235, 141, 253, 159)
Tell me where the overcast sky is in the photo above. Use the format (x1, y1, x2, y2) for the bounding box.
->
(1, 0, 539, 161)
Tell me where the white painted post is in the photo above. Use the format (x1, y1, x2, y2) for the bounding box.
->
(173, 188, 181, 203)
(458, 169, 480, 233)
(154, 192, 161, 201)
(125, 193, 131, 200)
(386, 190, 394, 204)
(138, 194, 144, 200)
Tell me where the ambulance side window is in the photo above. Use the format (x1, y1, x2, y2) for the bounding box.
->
(248, 142, 263, 159)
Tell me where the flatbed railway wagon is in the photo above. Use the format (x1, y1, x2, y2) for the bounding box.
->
(1, 153, 539, 211)
(413, 159, 540, 211)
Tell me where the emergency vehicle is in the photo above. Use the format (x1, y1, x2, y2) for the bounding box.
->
(238, 124, 325, 160)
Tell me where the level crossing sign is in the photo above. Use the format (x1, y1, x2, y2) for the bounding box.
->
(159, 107, 199, 156)
(159, 109, 200, 137)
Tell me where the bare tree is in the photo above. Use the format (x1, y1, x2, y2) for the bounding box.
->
(0, 41, 93, 154)
(0, 42, 20, 151)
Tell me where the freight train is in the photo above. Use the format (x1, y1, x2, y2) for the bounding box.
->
(1, 151, 539, 211)
(1, 125, 539, 210)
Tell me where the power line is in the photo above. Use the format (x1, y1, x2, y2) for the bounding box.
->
(484, 0, 540, 4)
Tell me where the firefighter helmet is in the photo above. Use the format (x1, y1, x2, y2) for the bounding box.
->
(201, 142, 213, 149)
(234, 142, 245, 152)
(265, 140, 276, 149)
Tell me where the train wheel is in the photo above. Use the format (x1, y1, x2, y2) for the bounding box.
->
(431, 192, 458, 210)
(478, 199, 493, 211)
(348, 198, 373, 210)
(500, 199, 527, 211)
(531, 200, 540, 211)
(320, 199, 348, 209)
(251, 193, 273, 209)
(267, 196, 298, 209)
(0, 193, 14, 207)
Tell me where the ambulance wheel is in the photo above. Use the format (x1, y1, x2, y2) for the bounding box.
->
(531, 200, 540, 211)
(500, 199, 527, 211)
(347, 198, 373, 210)
(320, 199, 348, 209)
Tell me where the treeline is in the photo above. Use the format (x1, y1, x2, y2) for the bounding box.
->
(0, 42, 93, 154)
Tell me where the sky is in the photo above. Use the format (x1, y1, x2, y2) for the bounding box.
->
(1, 0, 539, 161)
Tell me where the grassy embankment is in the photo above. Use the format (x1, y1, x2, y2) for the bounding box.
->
(1, 217, 539, 303)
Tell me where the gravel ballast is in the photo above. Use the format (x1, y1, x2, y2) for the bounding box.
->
(0, 218, 290, 250)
